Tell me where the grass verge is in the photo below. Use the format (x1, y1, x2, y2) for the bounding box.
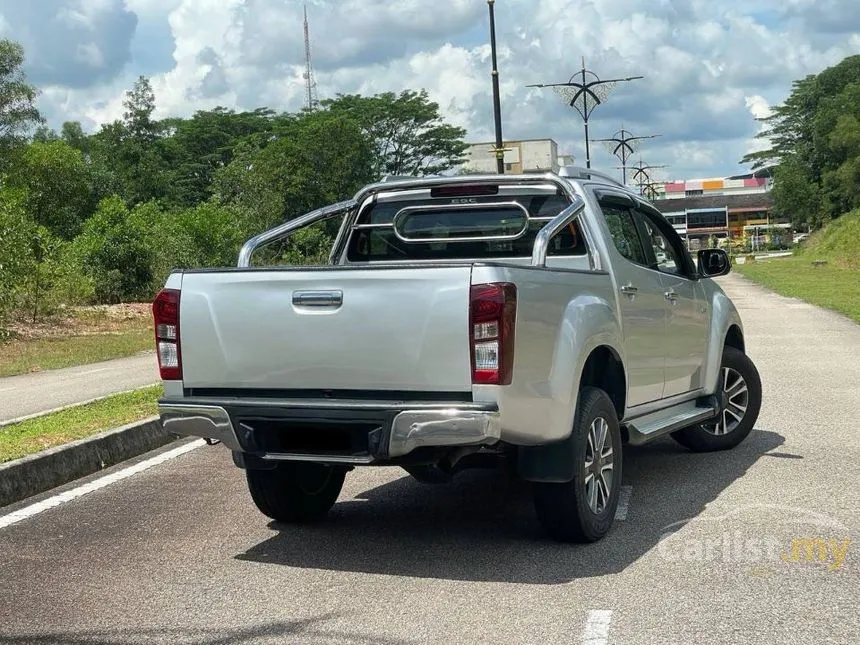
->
(734, 256, 860, 324)
(0, 305, 153, 378)
(0, 385, 162, 463)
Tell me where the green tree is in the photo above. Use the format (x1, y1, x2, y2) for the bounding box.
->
(32, 125, 58, 142)
(61, 121, 91, 157)
(215, 110, 374, 233)
(0, 38, 42, 164)
(321, 90, 468, 177)
(741, 55, 860, 228)
(161, 107, 278, 207)
(770, 156, 823, 230)
(72, 196, 156, 303)
(174, 200, 247, 267)
(6, 140, 96, 239)
(123, 75, 158, 143)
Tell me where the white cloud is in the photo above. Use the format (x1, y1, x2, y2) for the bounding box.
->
(14, 0, 860, 179)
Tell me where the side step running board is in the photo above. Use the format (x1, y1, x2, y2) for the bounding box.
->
(624, 398, 718, 446)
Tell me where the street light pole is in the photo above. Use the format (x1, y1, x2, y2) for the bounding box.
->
(528, 59, 642, 169)
(488, 0, 505, 174)
(594, 127, 661, 185)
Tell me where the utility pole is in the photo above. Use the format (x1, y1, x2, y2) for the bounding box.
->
(303, 4, 319, 110)
(527, 59, 642, 168)
(487, 0, 505, 174)
(594, 127, 661, 184)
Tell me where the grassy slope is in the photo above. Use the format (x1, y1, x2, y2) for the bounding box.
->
(0, 385, 162, 463)
(0, 306, 153, 378)
(734, 210, 860, 323)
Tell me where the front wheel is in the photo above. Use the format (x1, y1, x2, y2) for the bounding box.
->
(246, 461, 347, 523)
(671, 346, 762, 452)
(532, 387, 623, 543)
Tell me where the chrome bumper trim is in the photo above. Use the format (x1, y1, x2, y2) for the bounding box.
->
(260, 453, 376, 464)
(158, 403, 501, 461)
(388, 408, 501, 458)
(159, 404, 242, 451)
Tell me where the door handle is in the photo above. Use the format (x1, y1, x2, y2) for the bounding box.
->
(620, 284, 638, 295)
(664, 289, 678, 302)
(292, 290, 343, 307)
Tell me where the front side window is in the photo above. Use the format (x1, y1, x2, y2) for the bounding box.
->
(599, 202, 648, 266)
(635, 207, 694, 278)
(639, 216, 682, 275)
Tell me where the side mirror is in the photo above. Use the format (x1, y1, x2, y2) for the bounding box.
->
(697, 248, 731, 278)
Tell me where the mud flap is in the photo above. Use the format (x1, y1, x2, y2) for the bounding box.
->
(517, 433, 577, 483)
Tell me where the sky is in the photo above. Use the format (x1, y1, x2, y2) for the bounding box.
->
(3, 0, 860, 182)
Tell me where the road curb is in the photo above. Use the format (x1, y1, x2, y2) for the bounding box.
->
(0, 416, 176, 508)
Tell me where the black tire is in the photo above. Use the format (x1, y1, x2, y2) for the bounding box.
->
(671, 345, 762, 452)
(245, 461, 346, 523)
(533, 387, 623, 543)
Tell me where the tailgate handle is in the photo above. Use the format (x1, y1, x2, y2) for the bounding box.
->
(292, 290, 343, 307)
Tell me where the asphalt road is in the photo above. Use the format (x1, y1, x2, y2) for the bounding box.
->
(0, 354, 159, 424)
(1, 273, 858, 644)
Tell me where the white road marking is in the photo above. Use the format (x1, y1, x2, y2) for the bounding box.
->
(0, 439, 205, 530)
(582, 610, 613, 645)
(615, 485, 632, 520)
(74, 367, 111, 376)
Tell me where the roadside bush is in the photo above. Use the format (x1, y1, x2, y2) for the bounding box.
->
(72, 196, 156, 304)
(0, 189, 35, 326)
(174, 200, 247, 268)
(18, 231, 95, 321)
(127, 201, 196, 290)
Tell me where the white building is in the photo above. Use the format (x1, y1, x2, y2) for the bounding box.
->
(462, 138, 571, 174)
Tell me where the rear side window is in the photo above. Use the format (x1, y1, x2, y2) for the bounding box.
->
(346, 194, 587, 262)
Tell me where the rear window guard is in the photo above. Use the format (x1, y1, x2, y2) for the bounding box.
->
(237, 176, 591, 269)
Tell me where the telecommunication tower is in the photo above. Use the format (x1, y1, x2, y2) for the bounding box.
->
(303, 4, 319, 110)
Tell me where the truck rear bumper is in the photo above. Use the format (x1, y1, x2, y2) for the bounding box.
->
(158, 398, 501, 464)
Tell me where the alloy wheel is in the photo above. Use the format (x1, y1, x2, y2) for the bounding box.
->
(584, 417, 614, 514)
(703, 367, 749, 436)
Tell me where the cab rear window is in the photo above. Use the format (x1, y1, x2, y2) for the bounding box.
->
(346, 193, 587, 262)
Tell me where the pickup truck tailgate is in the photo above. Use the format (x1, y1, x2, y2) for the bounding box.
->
(178, 266, 474, 392)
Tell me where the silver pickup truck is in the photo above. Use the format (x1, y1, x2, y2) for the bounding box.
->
(154, 166, 762, 543)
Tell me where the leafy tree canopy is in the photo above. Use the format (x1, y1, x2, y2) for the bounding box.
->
(741, 55, 860, 228)
(321, 90, 468, 177)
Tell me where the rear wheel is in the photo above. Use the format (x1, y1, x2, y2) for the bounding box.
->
(245, 461, 346, 523)
(671, 346, 762, 452)
(532, 387, 623, 543)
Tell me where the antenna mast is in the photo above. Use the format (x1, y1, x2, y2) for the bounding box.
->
(303, 4, 319, 110)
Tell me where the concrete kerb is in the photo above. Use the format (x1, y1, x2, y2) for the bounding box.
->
(0, 416, 177, 508)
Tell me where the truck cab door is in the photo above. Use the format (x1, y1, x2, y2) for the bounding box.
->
(596, 195, 667, 407)
(633, 205, 708, 398)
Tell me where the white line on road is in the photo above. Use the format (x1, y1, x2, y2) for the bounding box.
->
(614, 485, 632, 520)
(0, 439, 205, 530)
(68, 367, 111, 377)
(582, 610, 613, 645)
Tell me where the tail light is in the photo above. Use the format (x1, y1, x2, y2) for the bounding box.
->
(153, 288, 182, 380)
(469, 283, 517, 385)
